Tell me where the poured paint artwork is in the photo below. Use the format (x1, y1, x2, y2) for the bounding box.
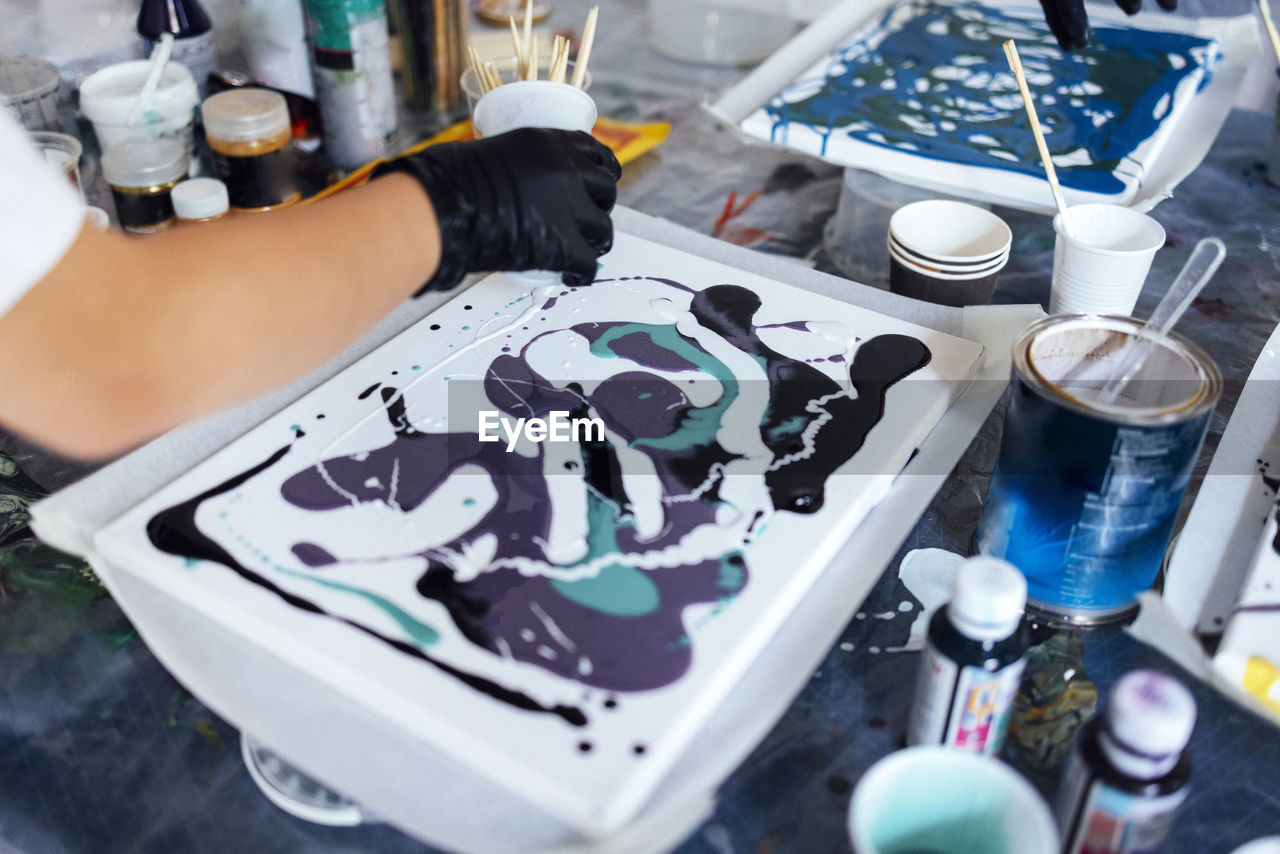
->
(93, 233, 982, 831)
(739, 0, 1219, 207)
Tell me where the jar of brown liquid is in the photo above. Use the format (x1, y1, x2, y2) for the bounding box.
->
(101, 139, 189, 234)
(202, 88, 300, 212)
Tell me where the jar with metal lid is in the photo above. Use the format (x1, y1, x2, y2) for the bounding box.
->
(202, 88, 301, 212)
(101, 139, 189, 234)
(173, 177, 229, 222)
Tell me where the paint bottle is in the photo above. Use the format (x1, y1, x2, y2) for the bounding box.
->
(1056, 670, 1195, 854)
(302, 0, 398, 170)
(138, 0, 218, 98)
(906, 555, 1028, 754)
(202, 88, 301, 212)
(173, 177, 229, 222)
(101, 138, 189, 234)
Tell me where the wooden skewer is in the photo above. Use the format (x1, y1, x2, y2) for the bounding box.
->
(555, 35, 570, 83)
(527, 32, 539, 81)
(571, 7, 598, 89)
(1003, 39, 1074, 237)
(468, 45, 490, 94)
(509, 16, 527, 80)
(523, 0, 535, 73)
(548, 35, 564, 83)
(483, 59, 502, 92)
(1259, 0, 1280, 66)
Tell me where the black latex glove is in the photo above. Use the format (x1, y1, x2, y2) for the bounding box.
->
(373, 127, 622, 293)
(1039, 0, 1177, 51)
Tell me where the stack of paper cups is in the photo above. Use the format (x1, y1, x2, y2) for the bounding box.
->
(887, 199, 1012, 307)
(1050, 203, 1166, 316)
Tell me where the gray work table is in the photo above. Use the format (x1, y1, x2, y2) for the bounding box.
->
(3, 0, 1280, 851)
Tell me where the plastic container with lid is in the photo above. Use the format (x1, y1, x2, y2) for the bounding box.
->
(173, 177, 230, 222)
(906, 555, 1029, 754)
(102, 139, 190, 234)
(202, 88, 300, 212)
(79, 60, 199, 157)
(1056, 670, 1196, 854)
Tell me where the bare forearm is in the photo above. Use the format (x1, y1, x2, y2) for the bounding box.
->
(0, 173, 440, 458)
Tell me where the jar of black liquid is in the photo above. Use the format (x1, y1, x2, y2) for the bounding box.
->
(202, 88, 301, 212)
(1056, 669, 1195, 854)
(101, 139, 189, 234)
(906, 555, 1029, 754)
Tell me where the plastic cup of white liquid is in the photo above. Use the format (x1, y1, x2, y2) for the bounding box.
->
(461, 57, 590, 116)
(79, 60, 199, 160)
(847, 747, 1058, 854)
(1049, 203, 1166, 316)
(472, 81, 599, 288)
(646, 0, 796, 66)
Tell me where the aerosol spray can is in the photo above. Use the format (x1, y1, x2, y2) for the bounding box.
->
(1056, 670, 1195, 854)
(906, 555, 1029, 754)
(302, 0, 398, 169)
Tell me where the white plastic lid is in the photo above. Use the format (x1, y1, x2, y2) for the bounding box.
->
(202, 88, 291, 143)
(172, 177, 229, 219)
(948, 556, 1027, 640)
(101, 139, 189, 188)
(1107, 670, 1196, 760)
(79, 60, 198, 125)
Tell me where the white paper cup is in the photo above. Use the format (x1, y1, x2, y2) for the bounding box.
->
(1050, 203, 1165, 316)
(848, 747, 1058, 854)
(472, 81, 599, 288)
(80, 60, 199, 158)
(889, 199, 1012, 265)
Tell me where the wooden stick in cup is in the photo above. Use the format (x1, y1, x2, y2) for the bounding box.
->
(523, 0, 534, 69)
(527, 32, 539, 81)
(1003, 39, 1074, 237)
(549, 35, 567, 83)
(1259, 0, 1280, 66)
(571, 7, 598, 89)
(483, 59, 502, 91)
(509, 16, 527, 79)
(468, 45, 490, 94)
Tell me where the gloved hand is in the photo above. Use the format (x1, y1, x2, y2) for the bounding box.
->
(1039, 0, 1177, 50)
(373, 127, 622, 293)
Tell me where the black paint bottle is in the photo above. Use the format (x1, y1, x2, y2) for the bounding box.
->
(906, 556, 1029, 754)
(1056, 669, 1195, 854)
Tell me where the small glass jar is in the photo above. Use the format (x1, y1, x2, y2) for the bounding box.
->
(202, 87, 300, 212)
(173, 177, 230, 223)
(101, 139, 189, 234)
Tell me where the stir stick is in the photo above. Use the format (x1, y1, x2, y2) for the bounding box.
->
(1003, 39, 1074, 237)
(523, 0, 534, 67)
(527, 32, 539, 80)
(571, 7, 598, 89)
(508, 16, 527, 79)
(1259, 0, 1280, 66)
(467, 45, 490, 93)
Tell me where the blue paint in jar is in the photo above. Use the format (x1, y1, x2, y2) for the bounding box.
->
(975, 315, 1220, 624)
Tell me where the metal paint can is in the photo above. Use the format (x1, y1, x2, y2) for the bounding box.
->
(975, 315, 1221, 625)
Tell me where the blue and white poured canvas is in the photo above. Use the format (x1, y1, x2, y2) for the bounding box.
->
(92, 233, 982, 832)
(739, 0, 1220, 208)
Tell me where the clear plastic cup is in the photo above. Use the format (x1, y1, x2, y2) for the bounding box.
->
(29, 131, 83, 200)
(1050, 204, 1166, 316)
(461, 56, 591, 116)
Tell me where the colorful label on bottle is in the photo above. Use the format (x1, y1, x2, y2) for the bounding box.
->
(304, 0, 387, 52)
(906, 640, 1025, 754)
(1059, 755, 1188, 854)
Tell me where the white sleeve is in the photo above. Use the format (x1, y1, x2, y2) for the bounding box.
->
(0, 109, 86, 319)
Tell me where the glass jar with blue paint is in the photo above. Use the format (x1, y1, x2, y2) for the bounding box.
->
(976, 315, 1220, 625)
